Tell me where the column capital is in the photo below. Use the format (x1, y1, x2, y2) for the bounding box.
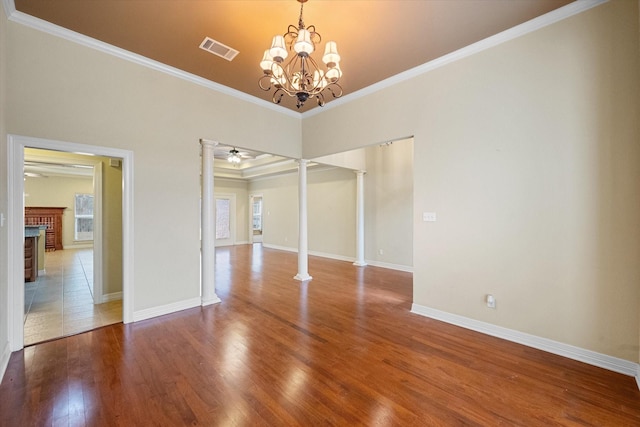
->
(354, 170, 367, 176)
(199, 139, 219, 148)
(296, 158, 310, 166)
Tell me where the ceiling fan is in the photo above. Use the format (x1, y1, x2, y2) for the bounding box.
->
(213, 146, 254, 164)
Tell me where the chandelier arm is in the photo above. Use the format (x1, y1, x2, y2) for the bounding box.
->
(275, 54, 303, 96)
(272, 88, 285, 105)
(326, 83, 343, 99)
(258, 74, 273, 91)
(301, 54, 326, 94)
(286, 25, 299, 40)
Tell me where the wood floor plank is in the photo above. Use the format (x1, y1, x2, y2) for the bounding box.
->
(1, 244, 639, 426)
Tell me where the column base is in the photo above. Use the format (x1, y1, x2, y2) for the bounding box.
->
(202, 295, 222, 306)
(293, 273, 313, 282)
(353, 261, 368, 267)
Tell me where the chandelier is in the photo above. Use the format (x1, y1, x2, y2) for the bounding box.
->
(259, 0, 343, 109)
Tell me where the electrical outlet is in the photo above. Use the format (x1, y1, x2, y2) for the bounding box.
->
(378, 249, 383, 255)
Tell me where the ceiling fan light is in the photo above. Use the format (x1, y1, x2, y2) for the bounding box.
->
(322, 41, 340, 66)
(269, 35, 288, 62)
(294, 29, 314, 55)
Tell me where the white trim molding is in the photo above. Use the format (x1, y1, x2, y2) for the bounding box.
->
(0, 341, 10, 384)
(262, 243, 413, 273)
(4, 6, 299, 119)
(133, 297, 202, 323)
(303, 0, 608, 118)
(411, 304, 640, 382)
(102, 292, 123, 303)
(63, 243, 94, 250)
(7, 134, 135, 351)
(365, 260, 413, 273)
(262, 243, 297, 253)
(4, 0, 605, 120)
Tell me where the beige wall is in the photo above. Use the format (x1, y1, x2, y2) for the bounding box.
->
(307, 168, 356, 258)
(364, 139, 413, 268)
(102, 160, 123, 295)
(4, 20, 301, 312)
(24, 175, 93, 248)
(302, 0, 640, 362)
(248, 168, 357, 259)
(248, 174, 300, 250)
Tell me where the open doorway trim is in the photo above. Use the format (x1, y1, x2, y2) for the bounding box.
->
(7, 134, 134, 352)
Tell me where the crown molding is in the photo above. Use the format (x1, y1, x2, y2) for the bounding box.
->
(302, 0, 608, 118)
(1, 0, 14, 19)
(4, 0, 607, 121)
(4, 4, 300, 119)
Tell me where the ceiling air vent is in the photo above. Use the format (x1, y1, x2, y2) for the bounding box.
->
(199, 37, 239, 61)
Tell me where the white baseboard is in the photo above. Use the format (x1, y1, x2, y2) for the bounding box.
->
(235, 240, 249, 245)
(102, 291, 122, 302)
(0, 340, 10, 384)
(411, 303, 640, 381)
(309, 250, 354, 263)
(262, 244, 414, 272)
(133, 297, 201, 322)
(365, 259, 413, 273)
(262, 243, 296, 253)
(63, 243, 93, 250)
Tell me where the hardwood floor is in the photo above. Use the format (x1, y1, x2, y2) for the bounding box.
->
(1, 244, 639, 426)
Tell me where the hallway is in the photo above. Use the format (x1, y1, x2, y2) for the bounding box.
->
(23, 248, 122, 345)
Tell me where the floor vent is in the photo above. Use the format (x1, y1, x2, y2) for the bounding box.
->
(199, 37, 239, 61)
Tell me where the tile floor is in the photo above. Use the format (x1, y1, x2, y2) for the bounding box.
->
(23, 248, 122, 346)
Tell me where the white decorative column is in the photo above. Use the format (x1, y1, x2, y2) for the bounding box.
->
(353, 170, 367, 266)
(200, 139, 221, 306)
(294, 159, 312, 281)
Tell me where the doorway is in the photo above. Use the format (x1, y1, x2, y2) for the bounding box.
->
(22, 148, 122, 345)
(7, 135, 134, 352)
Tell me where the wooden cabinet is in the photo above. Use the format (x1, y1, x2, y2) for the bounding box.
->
(24, 207, 66, 251)
(25, 236, 38, 282)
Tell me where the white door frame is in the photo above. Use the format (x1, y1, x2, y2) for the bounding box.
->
(7, 134, 134, 351)
(92, 161, 104, 304)
(214, 193, 236, 247)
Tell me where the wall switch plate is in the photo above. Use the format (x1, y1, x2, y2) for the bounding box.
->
(423, 212, 437, 222)
(486, 294, 496, 309)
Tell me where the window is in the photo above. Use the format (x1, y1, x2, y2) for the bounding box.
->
(74, 193, 94, 241)
(252, 198, 262, 232)
(215, 198, 230, 240)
